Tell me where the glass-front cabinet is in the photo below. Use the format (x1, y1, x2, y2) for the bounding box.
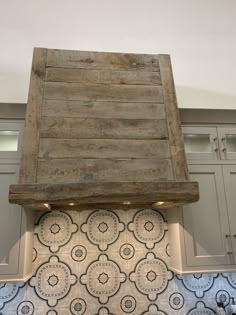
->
(217, 127, 236, 160)
(182, 126, 236, 161)
(0, 121, 24, 161)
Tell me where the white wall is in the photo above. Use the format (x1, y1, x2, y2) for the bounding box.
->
(0, 0, 236, 109)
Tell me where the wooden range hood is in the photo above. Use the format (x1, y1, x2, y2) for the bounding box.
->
(9, 48, 199, 211)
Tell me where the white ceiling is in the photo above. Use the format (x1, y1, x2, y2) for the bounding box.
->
(1, 0, 236, 108)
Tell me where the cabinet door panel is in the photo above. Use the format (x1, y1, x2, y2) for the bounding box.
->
(218, 127, 236, 160)
(183, 165, 231, 266)
(0, 122, 24, 161)
(223, 165, 236, 262)
(182, 127, 219, 160)
(0, 165, 22, 274)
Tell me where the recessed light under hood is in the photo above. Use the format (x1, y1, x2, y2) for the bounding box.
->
(9, 48, 199, 211)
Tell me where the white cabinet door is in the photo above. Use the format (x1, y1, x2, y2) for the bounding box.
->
(183, 165, 232, 266)
(182, 127, 219, 160)
(0, 164, 22, 275)
(217, 127, 236, 160)
(222, 165, 236, 263)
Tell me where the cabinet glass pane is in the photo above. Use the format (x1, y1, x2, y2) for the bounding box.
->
(225, 134, 236, 153)
(0, 131, 19, 151)
(183, 134, 211, 153)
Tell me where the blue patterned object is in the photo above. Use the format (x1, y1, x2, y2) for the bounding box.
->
(0, 209, 235, 314)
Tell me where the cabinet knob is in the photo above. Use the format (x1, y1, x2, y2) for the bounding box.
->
(227, 251, 233, 255)
(233, 235, 236, 238)
(225, 234, 231, 238)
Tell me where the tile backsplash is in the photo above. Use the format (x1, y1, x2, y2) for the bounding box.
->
(1, 209, 236, 314)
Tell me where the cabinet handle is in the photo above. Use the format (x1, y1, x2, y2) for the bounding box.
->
(213, 138, 219, 152)
(221, 137, 227, 152)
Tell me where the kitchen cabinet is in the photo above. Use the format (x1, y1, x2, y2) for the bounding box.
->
(168, 125, 236, 274)
(182, 126, 236, 161)
(182, 126, 219, 160)
(168, 164, 236, 273)
(0, 121, 33, 282)
(217, 128, 236, 160)
(182, 165, 232, 267)
(222, 165, 236, 263)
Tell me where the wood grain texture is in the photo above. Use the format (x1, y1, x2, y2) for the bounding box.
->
(159, 54, 189, 181)
(45, 67, 161, 85)
(44, 82, 164, 103)
(11, 49, 198, 211)
(47, 49, 160, 72)
(19, 48, 47, 184)
(42, 100, 166, 120)
(9, 181, 199, 206)
(40, 117, 168, 139)
(37, 158, 174, 184)
(39, 139, 171, 159)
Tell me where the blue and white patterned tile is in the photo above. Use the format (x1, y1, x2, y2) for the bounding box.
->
(221, 271, 236, 289)
(0, 282, 27, 312)
(186, 301, 215, 315)
(217, 272, 236, 303)
(175, 273, 219, 299)
(3, 207, 236, 314)
(201, 274, 222, 302)
(173, 275, 196, 301)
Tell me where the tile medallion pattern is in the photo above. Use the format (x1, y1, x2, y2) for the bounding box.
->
(35, 211, 78, 253)
(80, 254, 126, 303)
(169, 292, 184, 310)
(142, 304, 167, 315)
(81, 210, 125, 251)
(215, 289, 231, 306)
(129, 253, 173, 301)
(1, 208, 236, 314)
(222, 272, 236, 288)
(0, 283, 25, 309)
(17, 301, 34, 315)
(128, 209, 167, 249)
(187, 301, 214, 315)
(70, 298, 86, 314)
(176, 274, 218, 298)
(30, 255, 77, 307)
